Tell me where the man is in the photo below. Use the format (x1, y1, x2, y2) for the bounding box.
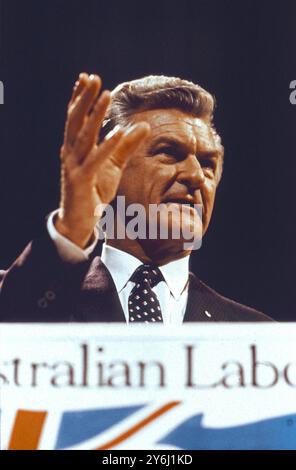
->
(0, 73, 272, 323)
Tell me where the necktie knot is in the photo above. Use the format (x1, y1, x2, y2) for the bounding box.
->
(131, 264, 163, 289)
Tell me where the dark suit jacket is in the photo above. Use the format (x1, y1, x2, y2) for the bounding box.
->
(0, 233, 273, 323)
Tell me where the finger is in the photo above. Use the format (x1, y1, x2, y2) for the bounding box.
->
(74, 90, 111, 159)
(66, 75, 102, 145)
(69, 73, 89, 106)
(83, 122, 150, 178)
(82, 126, 125, 173)
(110, 122, 150, 167)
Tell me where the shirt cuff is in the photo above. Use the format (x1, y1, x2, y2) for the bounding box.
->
(47, 210, 99, 263)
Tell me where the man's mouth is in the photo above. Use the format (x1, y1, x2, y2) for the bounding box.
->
(163, 197, 196, 208)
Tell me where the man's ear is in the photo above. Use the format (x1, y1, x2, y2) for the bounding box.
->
(216, 153, 224, 185)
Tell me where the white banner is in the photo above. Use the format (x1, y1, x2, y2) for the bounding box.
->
(1, 323, 296, 450)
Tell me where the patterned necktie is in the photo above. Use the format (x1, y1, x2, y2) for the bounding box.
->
(128, 264, 164, 323)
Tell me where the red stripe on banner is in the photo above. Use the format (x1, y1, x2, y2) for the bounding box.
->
(95, 401, 181, 450)
(8, 410, 47, 450)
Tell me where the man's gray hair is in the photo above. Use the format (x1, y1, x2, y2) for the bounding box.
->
(100, 75, 216, 138)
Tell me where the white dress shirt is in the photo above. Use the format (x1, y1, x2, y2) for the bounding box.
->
(47, 211, 189, 324)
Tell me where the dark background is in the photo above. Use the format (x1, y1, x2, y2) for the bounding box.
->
(0, 0, 295, 321)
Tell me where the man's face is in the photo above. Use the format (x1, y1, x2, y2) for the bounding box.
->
(115, 108, 223, 259)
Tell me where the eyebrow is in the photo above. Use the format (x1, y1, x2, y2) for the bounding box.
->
(148, 136, 220, 158)
(148, 136, 193, 154)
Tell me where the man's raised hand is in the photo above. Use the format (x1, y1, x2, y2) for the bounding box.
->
(55, 73, 150, 248)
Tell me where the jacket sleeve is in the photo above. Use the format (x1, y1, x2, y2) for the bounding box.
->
(0, 229, 96, 322)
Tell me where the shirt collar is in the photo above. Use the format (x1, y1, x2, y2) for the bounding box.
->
(101, 244, 142, 293)
(101, 244, 189, 300)
(158, 256, 189, 299)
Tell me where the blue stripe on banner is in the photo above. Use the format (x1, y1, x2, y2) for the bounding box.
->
(55, 405, 145, 449)
(158, 413, 296, 450)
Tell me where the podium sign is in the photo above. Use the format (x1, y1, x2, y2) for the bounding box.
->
(1, 323, 296, 450)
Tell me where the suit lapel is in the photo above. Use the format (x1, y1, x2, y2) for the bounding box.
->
(184, 273, 217, 322)
(77, 256, 126, 322)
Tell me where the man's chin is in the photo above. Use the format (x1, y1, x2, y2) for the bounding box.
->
(158, 203, 203, 246)
(144, 220, 203, 258)
(140, 237, 194, 264)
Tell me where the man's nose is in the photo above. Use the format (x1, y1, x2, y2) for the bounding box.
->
(177, 154, 205, 191)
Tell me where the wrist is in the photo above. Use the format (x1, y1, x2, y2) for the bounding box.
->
(55, 214, 95, 249)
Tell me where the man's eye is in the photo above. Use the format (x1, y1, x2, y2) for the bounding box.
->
(200, 159, 215, 170)
(156, 146, 177, 157)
